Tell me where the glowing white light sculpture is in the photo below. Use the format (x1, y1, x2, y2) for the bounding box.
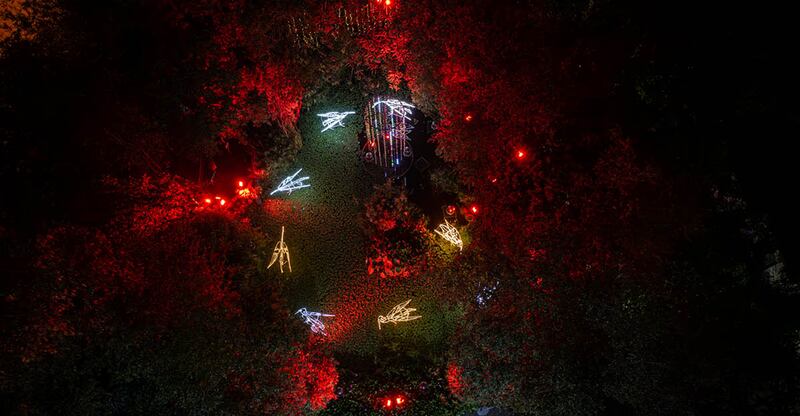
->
(268, 226, 292, 273)
(372, 98, 415, 120)
(434, 220, 463, 251)
(378, 299, 422, 329)
(296, 308, 334, 335)
(270, 169, 310, 195)
(317, 111, 356, 132)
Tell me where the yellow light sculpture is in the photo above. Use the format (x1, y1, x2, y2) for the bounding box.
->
(268, 226, 291, 273)
(378, 299, 422, 329)
(434, 220, 463, 251)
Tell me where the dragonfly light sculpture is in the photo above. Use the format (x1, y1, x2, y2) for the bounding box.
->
(378, 299, 422, 330)
(296, 308, 334, 336)
(270, 169, 310, 195)
(317, 111, 356, 132)
(434, 220, 463, 251)
(268, 226, 291, 273)
(372, 98, 415, 120)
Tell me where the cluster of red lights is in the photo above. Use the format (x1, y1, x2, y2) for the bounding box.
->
(381, 394, 407, 410)
(447, 204, 479, 216)
(236, 180, 253, 198)
(200, 179, 255, 208)
(203, 196, 226, 206)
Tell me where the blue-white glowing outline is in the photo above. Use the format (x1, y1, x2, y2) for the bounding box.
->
(372, 99, 415, 120)
(317, 111, 356, 132)
(295, 308, 334, 335)
(270, 169, 310, 195)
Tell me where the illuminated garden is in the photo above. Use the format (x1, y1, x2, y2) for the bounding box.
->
(2, 1, 799, 415)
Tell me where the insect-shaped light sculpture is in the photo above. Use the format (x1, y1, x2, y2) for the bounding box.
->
(372, 98, 415, 120)
(296, 308, 334, 335)
(317, 111, 356, 132)
(270, 169, 310, 195)
(378, 299, 422, 329)
(268, 226, 291, 273)
(434, 220, 463, 251)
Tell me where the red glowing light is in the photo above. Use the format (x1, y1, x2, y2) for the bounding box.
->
(385, 399, 392, 408)
(396, 396, 405, 405)
(491, 177, 498, 183)
(204, 198, 212, 204)
(464, 114, 473, 122)
(219, 199, 226, 206)
(238, 180, 244, 187)
(385, 0, 391, 5)
(516, 149, 526, 159)
(470, 205, 479, 214)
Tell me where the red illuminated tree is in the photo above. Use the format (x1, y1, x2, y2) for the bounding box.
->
(280, 340, 340, 412)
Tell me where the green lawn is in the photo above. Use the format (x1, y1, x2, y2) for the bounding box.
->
(261, 90, 463, 358)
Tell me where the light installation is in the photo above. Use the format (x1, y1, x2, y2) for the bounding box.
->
(362, 96, 414, 173)
(476, 280, 499, 306)
(372, 98, 414, 120)
(268, 226, 292, 273)
(317, 111, 356, 132)
(434, 220, 463, 251)
(295, 308, 334, 336)
(377, 299, 422, 329)
(270, 169, 310, 195)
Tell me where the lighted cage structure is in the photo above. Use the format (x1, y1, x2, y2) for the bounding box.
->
(361, 96, 415, 175)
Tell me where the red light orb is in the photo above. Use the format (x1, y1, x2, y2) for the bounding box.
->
(219, 199, 226, 206)
(464, 114, 473, 122)
(237, 180, 244, 187)
(470, 205, 479, 214)
(204, 198, 212, 204)
(396, 396, 405, 405)
(385, 398, 392, 408)
(516, 149, 526, 159)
